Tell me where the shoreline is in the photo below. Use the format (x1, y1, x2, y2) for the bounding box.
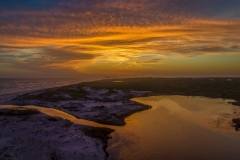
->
(0, 85, 152, 159)
(108, 95, 240, 160)
(0, 82, 153, 159)
(1, 77, 240, 159)
(0, 108, 114, 160)
(1, 93, 239, 159)
(0, 78, 240, 132)
(3, 85, 152, 126)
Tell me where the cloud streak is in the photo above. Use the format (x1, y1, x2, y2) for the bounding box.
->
(0, 0, 240, 77)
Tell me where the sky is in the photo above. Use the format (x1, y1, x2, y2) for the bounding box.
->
(0, 0, 240, 78)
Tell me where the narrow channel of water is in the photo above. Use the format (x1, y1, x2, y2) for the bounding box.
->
(0, 105, 115, 129)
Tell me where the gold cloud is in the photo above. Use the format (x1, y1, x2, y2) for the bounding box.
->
(1, 19, 240, 75)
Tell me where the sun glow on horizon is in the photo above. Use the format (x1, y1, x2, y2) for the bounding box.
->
(1, 0, 240, 78)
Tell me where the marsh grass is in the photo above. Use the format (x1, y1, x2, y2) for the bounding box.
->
(13, 85, 87, 102)
(0, 108, 39, 116)
(79, 78, 240, 104)
(12, 77, 240, 106)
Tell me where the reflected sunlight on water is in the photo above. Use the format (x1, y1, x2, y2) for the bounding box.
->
(108, 96, 240, 160)
(1, 96, 240, 160)
(0, 105, 114, 129)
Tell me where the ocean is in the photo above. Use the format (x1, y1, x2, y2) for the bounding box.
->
(0, 78, 92, 96)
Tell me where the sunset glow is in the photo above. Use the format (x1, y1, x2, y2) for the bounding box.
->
(1, 0, 240, 78)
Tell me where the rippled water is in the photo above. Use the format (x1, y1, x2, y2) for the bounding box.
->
(0, 78, 91, 95)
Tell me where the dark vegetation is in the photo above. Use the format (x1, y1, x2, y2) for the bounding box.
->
(0, 108, 39, 116)
(12, 78, 240, 105)
(111, 103, 152, 126)
(82, 126, 114, 158)
(47, 117, 59, 121)
(0, 110, 114, 160)
(13, 85, 87, 102)
(82, 127, 114, 142)
(79, 77, 240, 105)
(232, 118, 240, 131)
(10, 77, 240, 128)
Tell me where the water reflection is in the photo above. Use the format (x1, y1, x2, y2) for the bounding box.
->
(0, 105, 114, 128)
(1, 96, 240, 160)
(107, 96, 240, 160)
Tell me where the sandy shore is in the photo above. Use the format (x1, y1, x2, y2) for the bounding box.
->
(2, 86, 151, 126)
(1, 80, 240, 160)
(0, 85, 151, 160)
(0, 108, 113, 160)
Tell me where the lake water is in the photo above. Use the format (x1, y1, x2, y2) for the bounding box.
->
(1, 96, 240, 159)
(108, 96, 240, 160)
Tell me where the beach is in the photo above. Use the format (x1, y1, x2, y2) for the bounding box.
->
(1, 78, 240, 159)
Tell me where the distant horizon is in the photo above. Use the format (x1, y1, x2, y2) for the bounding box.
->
(0, 76, 239, 79)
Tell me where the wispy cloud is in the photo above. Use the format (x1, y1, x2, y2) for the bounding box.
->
(0, 0, 240, 77)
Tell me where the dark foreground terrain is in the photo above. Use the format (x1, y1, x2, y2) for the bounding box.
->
(0, 108, 113, 160)
(1, 77, 240, 160)
(6, 78, 240, 125)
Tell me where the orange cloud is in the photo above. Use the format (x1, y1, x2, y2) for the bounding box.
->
(1, 0, 240, 77)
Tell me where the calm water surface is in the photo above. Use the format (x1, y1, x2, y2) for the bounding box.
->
(107, 96, 240, 160)
(1, 96, 240, 159)
(0, 105, 112, 128)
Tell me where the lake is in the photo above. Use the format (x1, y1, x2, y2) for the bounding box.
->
(107, 96, 240, 160)
(1, 96, 240, 159)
